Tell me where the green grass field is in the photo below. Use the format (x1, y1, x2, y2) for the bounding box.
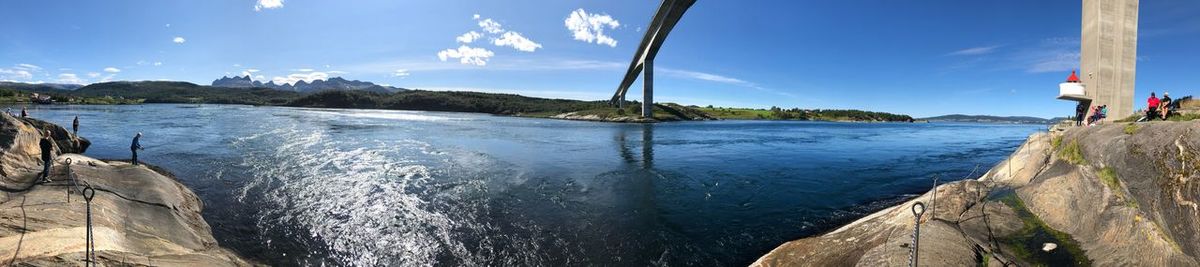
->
(696, 106, 913, 122)
(695, 107, 774, 120)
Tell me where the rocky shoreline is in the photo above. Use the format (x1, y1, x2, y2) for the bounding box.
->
(548, 112, 665, 123)
(0, 114, 255, 266)
(754, 121, 1200, 266)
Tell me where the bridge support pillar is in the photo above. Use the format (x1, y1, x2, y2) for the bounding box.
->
(642, 60, 653, 118)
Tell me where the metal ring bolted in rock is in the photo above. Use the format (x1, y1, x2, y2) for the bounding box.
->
(82, 186, 94, 201)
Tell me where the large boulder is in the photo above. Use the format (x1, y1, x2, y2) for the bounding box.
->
(1019, 121, 1200, 266)
(19, 116, 90, 154)
(0, 113, 89, 184)
(0, 115, 254, 266)
(754, 122, 1200, 266)
(751, 179, 1028, 266)
(0, 155, 256, 266)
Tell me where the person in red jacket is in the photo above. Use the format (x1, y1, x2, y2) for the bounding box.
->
(1147, 92, 1160, 119)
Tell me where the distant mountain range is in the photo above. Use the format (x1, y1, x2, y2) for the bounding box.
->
(211, 75, 405, 94)
(920, 114, 1063, 124)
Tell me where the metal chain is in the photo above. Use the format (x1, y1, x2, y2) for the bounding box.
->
(909, 202, 925, 267)
(83, 186, 95, 267)
(63, 158, 98, 264)
(65, 158, 73, 202)
(67, 157, 97, 267)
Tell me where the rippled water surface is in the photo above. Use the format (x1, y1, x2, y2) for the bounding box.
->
(10, 104, 1044, 266)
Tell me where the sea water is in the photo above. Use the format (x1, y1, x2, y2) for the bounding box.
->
(10, 104, 1043, 266)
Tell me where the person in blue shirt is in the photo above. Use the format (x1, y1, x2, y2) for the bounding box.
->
(131, 132, 144, 165)
(1100, 105, 1108, 121)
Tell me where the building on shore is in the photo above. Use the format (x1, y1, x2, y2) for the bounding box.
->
(1059, 0, 1138, 120)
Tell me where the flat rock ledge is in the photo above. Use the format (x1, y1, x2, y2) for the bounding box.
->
(753, 121, 1200, 266)
(0, 114, 255, 266)
(550, 112, 660, 123)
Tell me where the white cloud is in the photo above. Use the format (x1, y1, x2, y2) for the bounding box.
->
(478, 19, 504, 34)
(456, 31, 483, 44)
(271, 71, 328, 85)
(1029, 52, 1081, 73)
(0, 69, 34, 80)
(87, 72, 100, 78)
(241, 69, 261, 77)
(659, 68, 754, 86)
(492, 31, 542, 52)
(458, 15, 541, 54)
(103, 67, 121, 73)
(564, 8, 621, 47)
(165, 23, 171, 28)
(0, 64, 45, 82)
(291, 68, 314, 72)
(1025, 37, 1080, 73)
(255, 0, 283, 11)
(342, 58, 623, 74)
(946, 45, 1001, 56)
(393, 69, 410, 78)
(153, 62, 163, 66)
(437, 45, 494, 66)
(328, 70, 348, 74)
(421, 86, 611, 101)
(657, 67, 800, 99)
(173, 37, 186, 44)
(15, 63, 41, 71)
(57, 73, 84, 84)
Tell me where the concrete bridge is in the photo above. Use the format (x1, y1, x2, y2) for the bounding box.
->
(610, 0, 697, 118)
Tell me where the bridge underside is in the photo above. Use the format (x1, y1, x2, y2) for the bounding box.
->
(610, 0, 696, 118)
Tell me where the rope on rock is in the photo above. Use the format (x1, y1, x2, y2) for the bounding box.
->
(909, 202, 925, 267)
(929, 176, 938, 220)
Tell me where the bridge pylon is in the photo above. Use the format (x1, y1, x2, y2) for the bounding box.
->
(610, 0, 696, 119)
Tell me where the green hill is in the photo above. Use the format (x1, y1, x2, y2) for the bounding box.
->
(920, 114, 1057, 124)
(287, 90, 609, 114)
(72, 81, 300, 105)
(697, 106, 914, 122)
(3, 80, 915, 123)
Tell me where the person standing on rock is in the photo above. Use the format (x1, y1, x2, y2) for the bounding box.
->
(40, 130, 54, 182)
(1074, 102, 1086, 126)
(72, 116, 80, 135)
(131, 132, 144, 166)
(20, 106, 28, 118)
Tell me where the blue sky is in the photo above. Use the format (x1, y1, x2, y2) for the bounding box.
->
(1, 0, 1198, 118)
